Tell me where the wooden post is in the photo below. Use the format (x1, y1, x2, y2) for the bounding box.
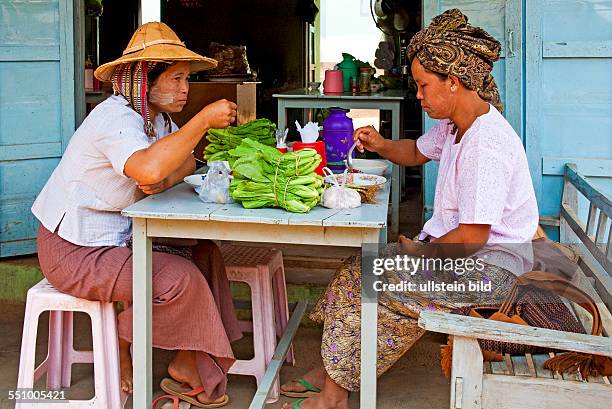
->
(450, 337, 483, 409)
(561, 163, 579, 244)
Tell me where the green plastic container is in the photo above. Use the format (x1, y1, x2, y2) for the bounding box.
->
(337, 53, 358, 92)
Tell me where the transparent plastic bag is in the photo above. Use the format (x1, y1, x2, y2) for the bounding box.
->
(198, 161, 234, 204)
(321, 167, 361, 209)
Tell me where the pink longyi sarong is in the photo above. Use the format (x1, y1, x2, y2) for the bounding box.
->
(36, 225, 242, 400)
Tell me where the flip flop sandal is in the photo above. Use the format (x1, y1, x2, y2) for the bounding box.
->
(160, 378, 229, 408)
(152, 394, 191, 409)
(280, 378, 321, 398)
(292, 398, 306, 409)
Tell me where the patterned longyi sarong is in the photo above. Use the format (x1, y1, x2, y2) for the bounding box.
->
(309, 247, 515, 391)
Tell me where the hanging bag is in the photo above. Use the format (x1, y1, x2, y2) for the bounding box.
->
(441, 270, 612, 378)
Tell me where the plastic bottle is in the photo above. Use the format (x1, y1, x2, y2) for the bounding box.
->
(350, 77, 359, 94)
(85, 55, 94, 90)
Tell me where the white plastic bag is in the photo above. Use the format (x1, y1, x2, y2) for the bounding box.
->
(199, 161, 234, 204)
(321, 167, 361, 209)
(322, 185, 361, 209)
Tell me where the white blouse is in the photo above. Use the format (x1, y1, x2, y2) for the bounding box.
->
(32, 95, 178, 247)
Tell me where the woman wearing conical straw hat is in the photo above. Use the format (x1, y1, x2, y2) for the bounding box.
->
(32, 22, 241, 408)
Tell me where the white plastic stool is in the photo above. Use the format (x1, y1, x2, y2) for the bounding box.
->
(221, 245, 294, 403)
(16, 279, 125, 408)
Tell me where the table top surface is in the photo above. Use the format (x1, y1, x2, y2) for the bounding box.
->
(273, 88, 409, 101)
(122, 180, 389, 228)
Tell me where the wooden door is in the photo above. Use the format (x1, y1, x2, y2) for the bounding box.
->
(0, 0, 75, 256)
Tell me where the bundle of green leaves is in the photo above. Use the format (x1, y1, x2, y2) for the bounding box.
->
(228, 139, 324, 213)
(204, 118, 277, 162)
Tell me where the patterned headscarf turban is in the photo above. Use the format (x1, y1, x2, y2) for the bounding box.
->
(111, 61, 171, 138)
(408, 9, 503, 113)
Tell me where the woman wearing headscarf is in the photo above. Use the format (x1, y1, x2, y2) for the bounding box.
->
(281, 9, 539, 409)
(32, 22, 241, 407)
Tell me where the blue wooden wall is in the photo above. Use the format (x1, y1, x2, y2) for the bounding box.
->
(422, 0, 612, 240)
(0, 0, 75, 257)
(526, 0, 612, 239)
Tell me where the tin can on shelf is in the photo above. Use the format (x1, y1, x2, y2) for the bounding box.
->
(359, 68, 371, 94)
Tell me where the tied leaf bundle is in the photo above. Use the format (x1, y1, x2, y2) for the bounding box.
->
(228, 139, 325, 213)
(204, 118, 277, 162)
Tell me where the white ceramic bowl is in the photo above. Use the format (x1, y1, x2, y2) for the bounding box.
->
(350, 159, 388, 176)
(184, 174, 208, 194)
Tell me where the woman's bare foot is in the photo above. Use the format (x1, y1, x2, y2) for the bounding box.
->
(281, 373, 349, 409)
(118, 338, 133, 394)
(167, 350, 226, 405)
(281, 365, 326, 394)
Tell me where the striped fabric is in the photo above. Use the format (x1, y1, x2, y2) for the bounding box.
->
(111, 61, 157, 137)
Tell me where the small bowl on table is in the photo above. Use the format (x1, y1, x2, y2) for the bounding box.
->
(350, 159, 388, 176)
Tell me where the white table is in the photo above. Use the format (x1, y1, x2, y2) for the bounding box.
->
(122, 180, 389, 408)
(273, 88, 409, 239)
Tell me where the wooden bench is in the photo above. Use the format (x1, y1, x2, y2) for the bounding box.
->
(418, 163, 612, 409)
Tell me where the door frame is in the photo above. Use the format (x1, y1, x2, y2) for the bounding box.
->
(61, 0, 77, 150)
(420, 0, 525, 221)
(74, 0, 86, 127)
(524, 0, 542, 204)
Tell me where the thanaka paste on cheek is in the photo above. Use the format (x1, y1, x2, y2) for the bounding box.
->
(148, 87, 178, 105)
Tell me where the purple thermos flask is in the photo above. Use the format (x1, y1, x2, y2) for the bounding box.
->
(322, 108, 354, 172)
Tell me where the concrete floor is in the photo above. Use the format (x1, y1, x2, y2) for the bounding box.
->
(0, 302, 449, 409)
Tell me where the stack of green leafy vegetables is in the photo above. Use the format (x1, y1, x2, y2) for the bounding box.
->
(228, 138, 324, 213)
(204, 118, 276, 162)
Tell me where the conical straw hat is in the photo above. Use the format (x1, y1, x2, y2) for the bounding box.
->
(94, 22, 217, 81)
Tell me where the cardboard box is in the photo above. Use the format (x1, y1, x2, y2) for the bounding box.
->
(171, 81, 258, 160)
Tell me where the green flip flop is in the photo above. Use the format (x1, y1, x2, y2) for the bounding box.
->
(292, 398, 305, 409)
(281, 378, 321, 398)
